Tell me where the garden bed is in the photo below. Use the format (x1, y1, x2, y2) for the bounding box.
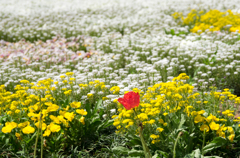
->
(1, 0, 240, 157)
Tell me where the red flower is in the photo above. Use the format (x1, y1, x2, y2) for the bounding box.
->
(118, 91, 140, 110)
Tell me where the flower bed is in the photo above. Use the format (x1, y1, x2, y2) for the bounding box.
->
(0, 0, 240, 157)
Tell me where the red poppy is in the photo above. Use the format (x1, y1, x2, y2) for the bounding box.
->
(118, 91, 140, 110)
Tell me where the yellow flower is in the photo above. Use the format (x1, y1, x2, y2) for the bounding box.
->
(218, 131, 226, 138)
(64, 90, 72, 95)
(227, 127, 234, 135)
(198, 110, 205, 115)
(206, 114, 218, 122)
(7, 111, 12, 115)
(43, 129, 51, 137)
(150, 134, 159, 139)
(41, 98, 47, 102)
(228, 134, 235, 142)
(148, 119, 155, 125)
(20, 80, 30, 84)
(80, 116, 85, 125)
(163, 113, 168, 116)
(87, 93, 93, 98)
(15, 109, 21, 113)
(49, 123, 61, 132)
(15, 132, 22, 140)
(137, 113, 148, 121)
(69, 78, 75, 81)
(110, 86, 120, 94)
(35, 122, 47, 131)
(70, 101, 81, 108)
(113, 99, 118, 103)
(151, 140, 160, 144)
(191, 111, 198, 116)
(64, 112, 75, 122)
(57, 115, 65, 122)
(102, 97, 108, 101)
(112, 115, 118, 119)
(194, 115, 204, 123)
(6, 122, 18, 128)
(158, 119, 164, 124)
(113, 121, 120, 126)
(63, 106, 70, 111)
(2, 126, 13, 133)
(122, 119, 132, 124)
(47, 104, 59, 112)
(2, 122, 18, 133)
(62, 88, 67, 91)
(200, 124, 209, 132)
(128, 122, 134, 126)
(156, 127, 164, 133)
(22, 126, 35, 134)
(50, 115, 61, 124)
(66, 72, 74, 76)
(209, 122, 220, 131)
(76, 109, 88, 115)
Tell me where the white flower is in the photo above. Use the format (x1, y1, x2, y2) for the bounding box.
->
(110, 109, 116, 114)
(102, 114, 107, 119)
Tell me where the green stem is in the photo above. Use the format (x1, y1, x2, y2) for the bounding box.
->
(201, 129, 206, 156)
(133, 109, 151, 158)
(173, 132, 182, 158)
(139, 126, 152, 158)
(39, 95, 44, 158)
(34, 120, 40, 158)
(40, 113, 43, 158)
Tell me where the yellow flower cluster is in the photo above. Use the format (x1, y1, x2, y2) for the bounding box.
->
(0, 72, 92, 140)
(2, 122, 18, 133)
(110, 86, 120, 94)
(113, 73, 240, 144)
(172, 9, 240, 33)
(194, 113, 235, 141)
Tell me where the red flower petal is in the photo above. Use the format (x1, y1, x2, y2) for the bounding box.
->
(118, 98, 131, 110)
(118, 91, 140, 110)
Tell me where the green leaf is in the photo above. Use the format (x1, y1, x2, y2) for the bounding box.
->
(17, 151, 25, 155)
(93, 99, 102, 114)
(170, 29, 175, 35)
(56, 132, 62, 141)
(193, 67, 201, 77)
(85, 102, 91, 116)
(91, 116, 100, 124)
(152, 154, 159, 158)
(203, 137, 227, 154)
(194, 149, 203, 158)
(183, 149, 203, 158)
(128, 149, 145, 157)
(190, 133, 195, 137)
(112, 146, 129, 155)
(5, 138, 9, 145)
(183, 154, 195, 158)
(126, 138, 142, 146)
(154, 150, 169, 158)
(98, 120, 113, 131)
(178, 114, 185, 129)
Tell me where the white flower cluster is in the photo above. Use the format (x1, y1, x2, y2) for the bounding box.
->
(0, 0, 240, 96)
